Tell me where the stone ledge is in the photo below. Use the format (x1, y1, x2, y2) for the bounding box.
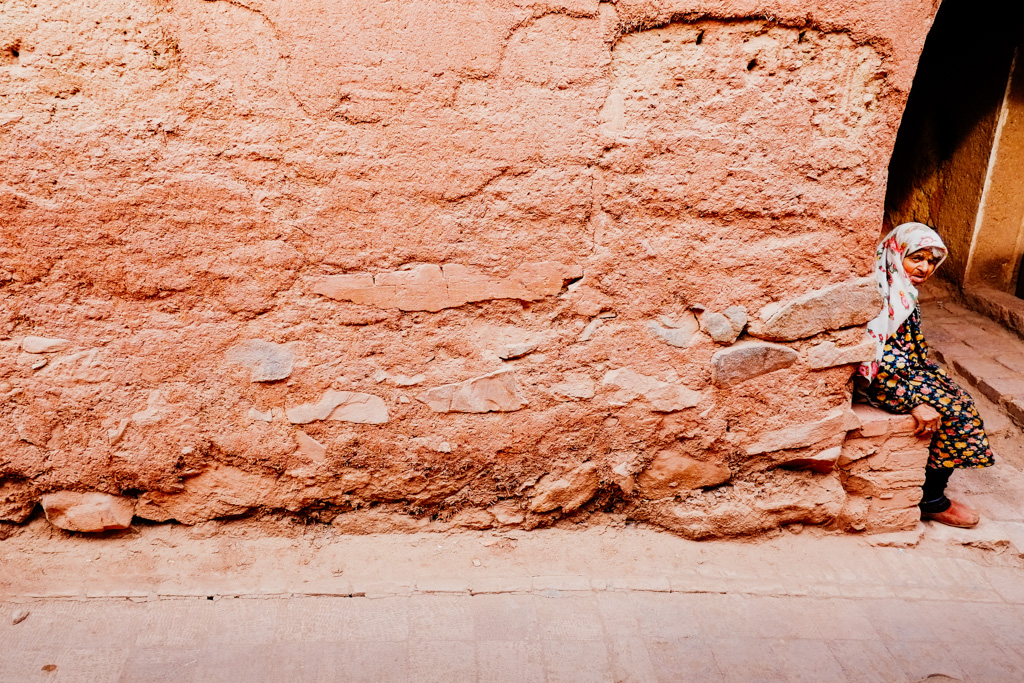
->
(837, 405, 930, 534)
(846, 404, 917, 438)
(962, 287, 1024, 342)
(925, 302, 1024, 431)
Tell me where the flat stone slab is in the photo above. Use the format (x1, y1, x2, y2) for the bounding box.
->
(314, 262, 582, 312)
(848, 403, 916, 438)
(749, 277, 882, 341)
(746, 406, 860, 455)
(711, 341, 798, 387)
(226, 339, 295, 382)
(807, 339, 875, 370)
(21, 336, 71, 354)
(419, 369, 526, 413)
(287, 390, 389, 424)
(601, 367, 701, 412)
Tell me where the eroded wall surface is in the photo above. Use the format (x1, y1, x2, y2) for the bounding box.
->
(0, 0, 937, 538)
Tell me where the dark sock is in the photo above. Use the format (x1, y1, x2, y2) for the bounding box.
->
(920, 468, 954, 514)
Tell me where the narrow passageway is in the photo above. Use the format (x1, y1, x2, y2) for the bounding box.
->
(921, 289, 1024, 442)
(886, 0, 1024, 315)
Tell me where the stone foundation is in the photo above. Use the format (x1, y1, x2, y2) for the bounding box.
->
(835, 404, 930, 533)
(9, 401, 935, 538)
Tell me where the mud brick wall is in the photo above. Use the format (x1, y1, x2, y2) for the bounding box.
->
(1, 0, 937, 538)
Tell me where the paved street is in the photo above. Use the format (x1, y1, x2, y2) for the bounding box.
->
(4, 503, 1024, 683)
(3, 590, 1024, 683)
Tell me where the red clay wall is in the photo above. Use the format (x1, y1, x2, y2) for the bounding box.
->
(0, 0, 937, 537)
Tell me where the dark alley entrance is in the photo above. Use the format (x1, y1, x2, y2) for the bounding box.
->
(885, 0, 1024, 313)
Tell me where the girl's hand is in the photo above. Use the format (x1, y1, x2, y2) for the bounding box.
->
(911, 404, 941, 436)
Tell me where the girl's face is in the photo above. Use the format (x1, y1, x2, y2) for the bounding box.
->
(902, 249, 941, 286)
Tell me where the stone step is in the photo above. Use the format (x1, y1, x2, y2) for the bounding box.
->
(922, 300, 1024, 433)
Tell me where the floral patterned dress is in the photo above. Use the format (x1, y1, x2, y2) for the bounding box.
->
(857, 308, 995, 470)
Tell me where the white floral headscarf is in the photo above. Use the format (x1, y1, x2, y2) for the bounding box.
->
(858, 222, 947, 382)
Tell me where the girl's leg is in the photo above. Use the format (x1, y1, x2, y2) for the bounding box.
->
(919, 467, 954, 514)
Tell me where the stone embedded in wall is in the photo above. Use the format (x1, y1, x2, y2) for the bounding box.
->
(577, 318, 605, 342)
(420, 369, 526, 413)
(609, 462, 636, 495)
(528, 462, 599, 513)
(287, 390, 389, 424)
(550, 373, 596, 401)
(636, 471, 846, 540)
(475, 324, 546, 361)
(374, 371, 427, 386)
(135, 464, 375, 525)
(40, 491, 135, 532)
(637, 449, 732, 499)
(647, 312, 699, 348)
(488, 501, 525, 525)
(569, 285, 614, 318)
(226, 339, 295, 382)
(723, 307, 748, 332)
(749, 277, 883, 341)
(498, 342, 538, 360)
(294, 431, 327, 462)
(701, 306, 747, 345)
(449, 507, 495, 530)
(745, 406, 861, 455)
(806, 339, 876, 370)
(131, 390, 168, 426)
(601, 367, 701, 412)
(711, 342, 798, 387)
(22, 336, 70, 354)
(391, 374, 426, 386)
(38, 349, 108, 384)
(313, 261, 582, 312)
(135, 465, 270, 524)
(107, 418, 130, 445)
(783, 445, 843, 473)
(701, 313, 734, 343)
(248, 408, 273, 422)
(845, 404, 917, 438)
